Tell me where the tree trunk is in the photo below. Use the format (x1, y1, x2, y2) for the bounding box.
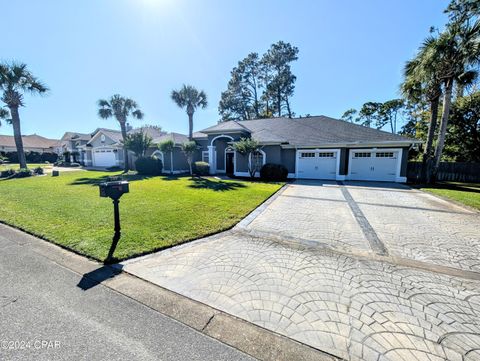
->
(187, 112, 194, 140)
(277, 92, 282, 117)
(9, 106, 27, 169)
(119, 120, 129, 172)
(432, 78, 454, 183)
(170, 151, 173, 174)
(421, 96, 440, 183)
(285, 97, 292, 118)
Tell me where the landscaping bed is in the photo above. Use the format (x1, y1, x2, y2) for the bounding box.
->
(0, 171, 282, 261)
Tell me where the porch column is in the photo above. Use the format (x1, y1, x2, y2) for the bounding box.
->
(208, 145, 216, 174)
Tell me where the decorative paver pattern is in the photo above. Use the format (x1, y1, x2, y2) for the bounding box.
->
(346, 184, 480, 272)
(123, 181, 480, 360)
(124, 234, 480, 361)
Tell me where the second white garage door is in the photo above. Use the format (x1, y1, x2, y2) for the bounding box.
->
(296, 150, 337, 179)
(349, 150, 399, 181)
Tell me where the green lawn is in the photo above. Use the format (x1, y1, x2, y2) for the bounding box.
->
(419, 182, 480, 210)
(0, 171, 282, 261)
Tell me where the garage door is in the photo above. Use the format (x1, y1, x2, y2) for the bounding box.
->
(297, 150, 337, 179)
(93, 149, 116, 167)
(349, 150, 398, 181)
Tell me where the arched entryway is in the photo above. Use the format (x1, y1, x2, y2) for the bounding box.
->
(208, 135, 234, 175)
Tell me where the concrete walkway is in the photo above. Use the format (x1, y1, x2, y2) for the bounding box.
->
(123, 181, 480, 361)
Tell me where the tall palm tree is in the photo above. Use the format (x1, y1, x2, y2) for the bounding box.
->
(171, 85, 207, 140)
(0, 62, 48, 169)
(402, 48, 442, 183)
(425, 21, 480, 180)
(97, 95, 144, 172)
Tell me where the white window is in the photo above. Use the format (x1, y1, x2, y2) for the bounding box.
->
(376, 152, 395, 158)
(300, 152, 315, 158)
(100, 134, 106, 142)
(202, 151, 209, 163)
(354, 152, 371, 158)
(249, 150, 266, 170)
(318, 152, 335, 158)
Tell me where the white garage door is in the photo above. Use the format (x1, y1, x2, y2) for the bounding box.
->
(349, 150, 399, 181)
(93, 149, 116, 167)
(297, 150, 337, 180)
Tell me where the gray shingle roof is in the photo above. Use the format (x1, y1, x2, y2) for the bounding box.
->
(201, 116, 417, 146)
(152, 132, 189, 146)
(0, 134, 59, 149)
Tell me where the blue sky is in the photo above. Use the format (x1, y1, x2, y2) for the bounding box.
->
(0, 0, 448, 139)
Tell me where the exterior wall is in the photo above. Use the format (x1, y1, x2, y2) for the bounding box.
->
(215, 140, 228, 172)
(400, 147, 409, 177)
(262, 145, 281, 164)
(172, 147, 189, 171)
(235, 152, 249, 173)
(89, 134, 116, 148)
(280, 148, 296, 174)
(339, 148, 348, 176)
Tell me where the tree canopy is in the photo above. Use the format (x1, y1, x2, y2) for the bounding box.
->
(219, 41, 299, 121)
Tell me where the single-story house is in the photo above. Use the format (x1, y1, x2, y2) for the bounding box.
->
(197, 116, 420, 182)
(0, 134, 61, 154)
(64, 115, 420, 182)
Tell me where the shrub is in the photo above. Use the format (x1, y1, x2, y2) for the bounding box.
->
(0, 169, 15, 178)
(40, 152, 58, 163)
(135, 156, 163, 175)
(15, 168, 33, 178)
(54, 161, 81, 167)
(193, 161, 210, 176)
(260, 163, 288, 181)
(33, 167, 44, 175)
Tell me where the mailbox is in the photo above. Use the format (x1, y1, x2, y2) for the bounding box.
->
(99, 181, 129, 200)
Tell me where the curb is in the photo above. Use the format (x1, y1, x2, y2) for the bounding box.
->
(0, 223, 339, 361)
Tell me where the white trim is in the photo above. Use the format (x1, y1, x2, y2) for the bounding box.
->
(295, 148, 341, 180)
(163, 169, 189, 174)
(151, 150, 164, 164)
(281, 141, 420, 149)
(210, 134, 234, 147)
(88, 130, 118, 146)
(347, 147, 403, 182)
(248, 149, 266, 171)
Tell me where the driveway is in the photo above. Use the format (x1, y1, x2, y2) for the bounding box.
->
(123, 181, 480, 361)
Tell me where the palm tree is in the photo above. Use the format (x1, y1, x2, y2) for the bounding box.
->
(402, 48, 442, 183)
(171, 85, 207, 140)
(158, 139, 175, 175)
(0, 62, 48, 169)
(0, 108, 10, 127)
(425, 21, 480, 181)
(97, 95, 144, 172)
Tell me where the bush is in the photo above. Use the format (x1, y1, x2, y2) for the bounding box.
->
(33, 167, 44, 175)
(135, 156, 163, 175)
(15, 168, 33, 178)
(40, 152, 58, 163)
(260, 163, 288, 181)
(0, 169, 15, 178)
(54, 161, 81, 167)
(193, 161, 210, 176)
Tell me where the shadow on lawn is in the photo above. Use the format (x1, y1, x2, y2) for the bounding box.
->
(188, 177, 246, 192)
(69, 173, 152, 186)
(434, 182, 480, 194)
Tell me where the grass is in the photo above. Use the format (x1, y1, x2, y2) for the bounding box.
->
(0, 171, 282, 261)
(419, 182, 480, 210)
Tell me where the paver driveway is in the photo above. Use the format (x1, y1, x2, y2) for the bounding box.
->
(123, 181, 480, 361)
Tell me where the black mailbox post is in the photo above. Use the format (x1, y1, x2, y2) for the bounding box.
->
(99, 180, 129, 263)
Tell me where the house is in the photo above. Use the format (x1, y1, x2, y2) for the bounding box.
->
(196, 116, 420, 182)
(63, 115, 419, 182)
(59, 132, 91, 163)
(0, 134, 61, 154)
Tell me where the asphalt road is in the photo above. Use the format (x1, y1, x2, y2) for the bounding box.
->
(0, 231, 255, 361)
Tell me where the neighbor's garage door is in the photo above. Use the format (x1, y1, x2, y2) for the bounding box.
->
(93, 149, 116, 167)
(297, 150, 337, 179)
(349, 150, 398, 181)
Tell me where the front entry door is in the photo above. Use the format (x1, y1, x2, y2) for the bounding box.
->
(226, 152, 234, 175)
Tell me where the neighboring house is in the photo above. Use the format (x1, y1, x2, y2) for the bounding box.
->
(198, 116, 420, 182)
(59, 132, 91, 163)
(0, 134, 61, 154)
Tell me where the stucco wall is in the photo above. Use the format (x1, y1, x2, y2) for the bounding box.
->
(281, 149, 296, 174)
